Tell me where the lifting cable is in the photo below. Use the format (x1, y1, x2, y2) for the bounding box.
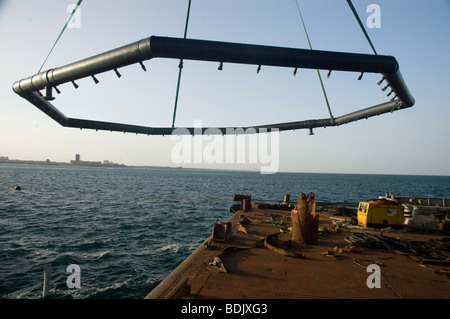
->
(294, 0, 334, 126)
(171, 0, 192, 132)
(37, 0, 83, 74)
(346, 0, 378, 55)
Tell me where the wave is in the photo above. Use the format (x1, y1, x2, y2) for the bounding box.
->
(156, 244, 180, 254)
(79, 249, 115, 260)
(134, 244, 180, 257)
(78, 277, 134, 299)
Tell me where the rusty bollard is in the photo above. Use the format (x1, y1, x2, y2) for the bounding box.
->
(291, 192, 319, 245)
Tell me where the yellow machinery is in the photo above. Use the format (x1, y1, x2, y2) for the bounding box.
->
(357, 200, 404, 228)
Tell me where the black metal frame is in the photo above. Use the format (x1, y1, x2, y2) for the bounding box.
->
(13, 36, 414, 135)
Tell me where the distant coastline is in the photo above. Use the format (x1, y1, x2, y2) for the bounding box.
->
(2, 156, 449, 177)
(0, 155, 180, 170)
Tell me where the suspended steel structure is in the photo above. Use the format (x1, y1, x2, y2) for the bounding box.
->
(12, 4, 414, 136)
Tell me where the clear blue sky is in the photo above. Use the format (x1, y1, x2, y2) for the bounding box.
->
(1, 0, 449, 175)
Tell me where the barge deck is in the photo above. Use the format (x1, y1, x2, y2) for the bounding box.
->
(146, 197, 450, 299)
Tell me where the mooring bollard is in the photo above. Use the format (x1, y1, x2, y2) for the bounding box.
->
(291, 193, 319, 245)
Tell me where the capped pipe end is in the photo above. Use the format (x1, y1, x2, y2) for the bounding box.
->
(41, 86, 55, 101)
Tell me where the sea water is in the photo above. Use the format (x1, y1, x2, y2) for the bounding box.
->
(1, 164, 449, 298)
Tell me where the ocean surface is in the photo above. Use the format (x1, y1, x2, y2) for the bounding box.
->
(1, 163, 449, 299)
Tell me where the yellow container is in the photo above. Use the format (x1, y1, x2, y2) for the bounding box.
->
(357, 201, 404, 227)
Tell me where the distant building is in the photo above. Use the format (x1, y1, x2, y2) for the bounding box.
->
(70, 154, 123, 167)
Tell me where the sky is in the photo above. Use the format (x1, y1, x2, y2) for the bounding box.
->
(1, 0, 449, 175)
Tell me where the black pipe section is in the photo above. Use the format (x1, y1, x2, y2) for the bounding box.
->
(13, 36, 413, 106)
(150, 37, 398, 73)
(13, 39, 151, 95)
(26, 92, 69, 126)
(21, 92, 409, 135)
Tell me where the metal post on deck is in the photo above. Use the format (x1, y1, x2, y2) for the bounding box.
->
(283, 194, 291, 204)
(42, 264, 51, 298)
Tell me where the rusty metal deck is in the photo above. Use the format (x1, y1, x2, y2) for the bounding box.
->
(146, 203, 450, 299)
